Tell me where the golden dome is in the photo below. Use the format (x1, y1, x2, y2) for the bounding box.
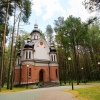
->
(34, 23, 38, 28)
(34, 23, 38, 26)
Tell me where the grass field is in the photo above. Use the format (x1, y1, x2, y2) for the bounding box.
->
(64, 86, 100, 100)
(76, 86, 100, 100)
(0, 86, 31, 93)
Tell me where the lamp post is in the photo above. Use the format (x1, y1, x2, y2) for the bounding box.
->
(81, 67, 83, 78)
(81, 67, 83, 70)
(68, 57, 74, 90)
(98, 62, 100, 79)
(81, 67, 84, 83)
(10, 71, 12, 90)
(26, 65, 29, 89)
(98, 62, 100, 68)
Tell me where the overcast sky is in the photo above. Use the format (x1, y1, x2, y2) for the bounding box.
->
(10, 0, 96, 34)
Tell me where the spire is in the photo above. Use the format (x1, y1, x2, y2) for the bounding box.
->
(50, 41, 54, 46)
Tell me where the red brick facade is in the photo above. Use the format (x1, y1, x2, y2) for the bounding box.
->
(14, 65, 59, 85)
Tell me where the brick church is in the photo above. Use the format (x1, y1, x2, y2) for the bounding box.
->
(14, 24, 59, 85)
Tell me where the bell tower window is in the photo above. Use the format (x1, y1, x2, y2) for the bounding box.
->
(29, 51, 31, 59)
(34, 35, 35, 39)
(51, 54, 57, 61)
(51, 55, 53, 61)
(35, 35, 37, 39)
(34, 35, 38, 40)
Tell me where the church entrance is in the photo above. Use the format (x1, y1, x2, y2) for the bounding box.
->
(39, 69, 44, 82)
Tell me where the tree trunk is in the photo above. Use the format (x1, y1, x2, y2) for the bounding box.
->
(7, 2, 16, 90)
(12, 11, 22, 86)
(0, 0, 9, 92)
(10, 2, 16, 90)
(73, 43, 80, 85)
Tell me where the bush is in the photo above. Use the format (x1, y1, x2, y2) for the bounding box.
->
(37, 82, 43, 88)
(55, 81, 60, 85)
(30, 85, 38, 89)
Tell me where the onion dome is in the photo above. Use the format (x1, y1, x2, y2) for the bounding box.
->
(50, 42, 56, 52)
(50, 46, 56, 52)
(24, 40, 34, 48)
(30, 23, 41, 34)
(34, 23, 38, 28)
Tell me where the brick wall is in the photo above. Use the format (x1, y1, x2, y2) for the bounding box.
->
(50, 66, 59, 81)
(14, 65, 59, 85)
(14, 69, 20, 83)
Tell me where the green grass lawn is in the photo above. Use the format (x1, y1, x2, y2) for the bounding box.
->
(75, 86, 100, 100)
(64, 86, 100, 100)
(0, 86, 31, 93)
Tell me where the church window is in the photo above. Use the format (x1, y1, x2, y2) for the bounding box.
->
(54, 55, 57, 61)
(35, 35, 38, 40)
(28, 68, 31, 77)
(26, 51, 28, 59)
(29, 51, 31, 59)
(34, 35, 35, 39)
(54, 55, 55, 61)
(55, 69, 58, 78)
(51, 55, 53, 61)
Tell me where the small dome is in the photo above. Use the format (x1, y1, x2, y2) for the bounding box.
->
(34, 24, 38, 26)
(50, 46, 56, 52)
(31, 23, 41, 34)
(24, 40, 34, 48)
(34, 23, 38, 28)
(49, 41, 56, 52)
(50, 41, 54, 46)
(24, 44, 34, 48)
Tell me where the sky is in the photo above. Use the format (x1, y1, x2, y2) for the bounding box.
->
(10, 0, 96, 34)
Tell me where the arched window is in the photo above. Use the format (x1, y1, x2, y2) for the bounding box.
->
(29, 51, 31, 59)
(51, 55, 53, 61)
(34, 35, 35, 39)
(26, 51, 28, 59)
(35, 35, 37, 39)
(28, 68, 31, 77)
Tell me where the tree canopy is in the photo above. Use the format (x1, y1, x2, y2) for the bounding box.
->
(83, 0, 100, 13)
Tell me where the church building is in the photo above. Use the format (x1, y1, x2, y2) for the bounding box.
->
(14, 24, 59, 85)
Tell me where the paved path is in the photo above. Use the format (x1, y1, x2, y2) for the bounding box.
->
(33, 89, 79, 100)
(0, 86, 79, 100)
(0, 83, 100, 100)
